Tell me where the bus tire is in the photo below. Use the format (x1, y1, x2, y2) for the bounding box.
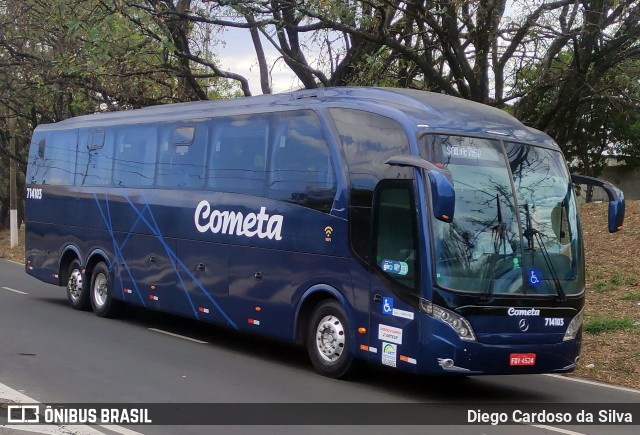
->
(66, 259, 91, 311)
(90, 262, 123, 318)
(306, 300, 354, 378)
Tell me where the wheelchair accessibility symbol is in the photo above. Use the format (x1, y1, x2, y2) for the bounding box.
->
(382, 297, 394, 315)
(528, 269, 542, 287)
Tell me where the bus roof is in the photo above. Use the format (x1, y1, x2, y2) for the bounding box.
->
(38, 87, 558, 148)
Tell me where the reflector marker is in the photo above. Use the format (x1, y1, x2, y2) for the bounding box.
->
(368, 347, 378, 354)
(198, 307, 210, 314)
(399, 355, 417, 364)
(360, 344, 369, 351)
(149, 295, 159, 301)
(124, 288, 133, 294)
(248, 318, 261, 325)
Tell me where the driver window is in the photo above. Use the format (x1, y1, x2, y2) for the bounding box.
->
(373, 180, 418, 291)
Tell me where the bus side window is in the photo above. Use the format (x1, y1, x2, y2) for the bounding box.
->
(373, 180, 418, 291)
(208, 115, 268, 197)
(157, 123, 207, 189)
(329, 108, 412, 263)
(27, 133, 47, 185)
(41, 130, 78, 186)
(76, 128, 114, 187)
(267, 111, 337, 213)
(113, 125, 157, 188)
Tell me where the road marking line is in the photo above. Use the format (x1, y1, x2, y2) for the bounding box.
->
(1, 259, 24, 266)
(0, 381, 142, 435)
(148, 328, 208, 344)
(1, 286, 28, 295)
(544, 374, 640, 394)
(99, 425, 145, 435)
(532, 424, 586, 435)
(0, 425, 100, 435)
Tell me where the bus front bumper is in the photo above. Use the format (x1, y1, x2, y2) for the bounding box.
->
(413, 321, 582, 375)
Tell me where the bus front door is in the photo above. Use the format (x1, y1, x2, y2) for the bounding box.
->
(368, 179, 421, 371)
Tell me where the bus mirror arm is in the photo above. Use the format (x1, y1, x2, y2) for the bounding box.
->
(385, 155, 455, 223)
(571, 174, 625, 233)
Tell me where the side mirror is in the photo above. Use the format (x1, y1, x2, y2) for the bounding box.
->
(385, 155, 455, 223)
(571, 174, 625, 233)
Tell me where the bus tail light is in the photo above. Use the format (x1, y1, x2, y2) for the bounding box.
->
(563, 309, 584, 341)
(419, 299, 476, 342)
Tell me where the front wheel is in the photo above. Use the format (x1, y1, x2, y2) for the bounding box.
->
(306, 300, 355, 378)
(90, 262, 123, 318)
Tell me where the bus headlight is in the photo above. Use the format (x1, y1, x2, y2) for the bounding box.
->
(563, 309, 584, 341)
(419, 299, 476, 342)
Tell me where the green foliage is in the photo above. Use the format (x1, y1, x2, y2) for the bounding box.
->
(515, 55, 640, 178)
(591, 272, 638, 293)
(592, 280, 608, 293)
(584, 317, 638, 334)
(625, 275, 639, 286)
(611, 273, 624, 286)
(621, 292, 640, 302)
(0, 0, 239, 228)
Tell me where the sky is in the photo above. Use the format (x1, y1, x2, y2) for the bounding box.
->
(215, 26, 304, 95)
(211, 1, 529, 96)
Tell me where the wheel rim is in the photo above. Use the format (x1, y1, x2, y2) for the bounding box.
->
(315, 315, 345, 363)
(67, 269, 83, 301)
(93, 272, 108, 308)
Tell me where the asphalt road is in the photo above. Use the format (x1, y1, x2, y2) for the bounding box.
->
(0, 259, 638, 435)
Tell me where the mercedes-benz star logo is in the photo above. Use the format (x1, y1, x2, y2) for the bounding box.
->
(518, 318, 529, 332)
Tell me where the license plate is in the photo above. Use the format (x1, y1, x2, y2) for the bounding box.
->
(510, 353, 536, 366)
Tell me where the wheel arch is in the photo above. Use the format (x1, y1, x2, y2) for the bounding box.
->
(294, 284, 353, 346)
(58, 245, 82, 286)
(84, 249, 111, 278)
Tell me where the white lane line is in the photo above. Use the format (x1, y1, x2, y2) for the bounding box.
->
(1, 286, 28, 295)
(1, 259, 24, 266)
(532, 424, 586, 435)
(544, 374, 640, 395)
(99, 425, 145, 435)
(0, 424, 94, 435)
(0, 381, 143, 435)
(148, 328, 208, 344)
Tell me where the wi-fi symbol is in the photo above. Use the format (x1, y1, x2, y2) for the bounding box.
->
(324, 226, 333, 239)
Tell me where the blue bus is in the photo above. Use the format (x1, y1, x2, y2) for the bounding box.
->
(25, 87, 624, 378)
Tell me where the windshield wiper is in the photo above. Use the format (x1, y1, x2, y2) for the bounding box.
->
(522, 204, 566, 302)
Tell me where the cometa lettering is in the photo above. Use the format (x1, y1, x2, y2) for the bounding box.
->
(194, 200, 284, 240)
(508, 307, 540, 316)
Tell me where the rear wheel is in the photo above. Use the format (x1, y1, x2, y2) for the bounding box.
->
(306, 300, 355, 378)
(90, 262, 123, 318)
(66, 259, 90, 311)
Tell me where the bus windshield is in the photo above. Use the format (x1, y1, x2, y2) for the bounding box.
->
(422, 135, 584, 297)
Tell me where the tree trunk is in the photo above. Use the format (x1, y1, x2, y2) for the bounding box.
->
(585, 185, 594, 203)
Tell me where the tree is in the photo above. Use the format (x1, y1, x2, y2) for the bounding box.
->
(514, 1, 640, 179)
(0, 0, 248, 228)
